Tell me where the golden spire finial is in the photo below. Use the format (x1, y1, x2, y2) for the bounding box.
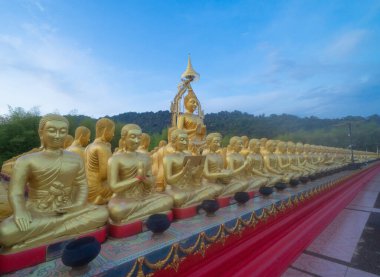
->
(181, 54, 200, 82)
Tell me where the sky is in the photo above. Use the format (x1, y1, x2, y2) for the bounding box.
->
(0, 0, 379, 118)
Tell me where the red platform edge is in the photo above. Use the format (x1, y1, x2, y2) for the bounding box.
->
(153, 164, 380, 277)
(109, 220, 143, 238)
(172, 205, 198, 219)
(217, 196, 231, 208)
(0, 226, 107, 274)
(247, 191, 255, 198)
(109, 211, 174, 238)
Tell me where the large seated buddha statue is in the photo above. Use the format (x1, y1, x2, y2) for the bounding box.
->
(177, 88, 206, 147)
(246, 139, 280, 188)
(107, 124, 173, 224)
(85, 118, 115, 205)
(163, 129, 219, 208)
(0, 114, 108, 250)
(66, 126, 91, 161)
(202, 133, 246, 197)
(176, 57, 206, 148)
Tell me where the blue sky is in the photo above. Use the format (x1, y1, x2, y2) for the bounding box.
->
(0, 0, 379, 118)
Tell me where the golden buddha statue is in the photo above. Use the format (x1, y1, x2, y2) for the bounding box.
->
(202, 133, 246, 197)
(260, 137, 269, 156)
(85, 118, 115, 205)
(0, 180, 12, 221)
(177, 88, 206, 145)
(246, 139, 280, 187)
(66, 126, 91, 161)
(274, 141, 302, 181)
(240, 136, 250, 157)
(172, 56, 206, 151)
(114, 138, 125, 154)
(1, 147, 42, 180)
(287, 141, 311, 177)
(226, 136, 255, 191)
(0, 114, 108, 250)
(107, 124, 173, 223)
(63, 134, 74, 149)
(262, 140, 292, 183)
(163, 129, 219, 208)
(137, 133, 151, 154)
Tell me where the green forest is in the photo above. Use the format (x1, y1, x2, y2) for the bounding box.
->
(1, 107, 379, 166)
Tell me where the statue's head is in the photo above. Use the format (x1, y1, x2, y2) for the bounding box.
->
(229, 136, 243, 153)
(206, 133, 222, 152)
(241, 136, 249, 148)
(96, 118, 115, 142)
(184, 88, 198, 113)
(139, 133, 151, 150)
(276, 141, 287, 153)
(260, 138, 268, 148)
(265, 140, 276, 153)
(249, 139, 260, 153)
(170, 129, 188, 151)
(74, 126, 91, 147)
(38, 114, 69, 150)
(121, 124, 142, 152)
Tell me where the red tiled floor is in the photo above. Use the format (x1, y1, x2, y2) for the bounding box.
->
(306, 209, 369, 262)
(292, 253, 348, 277)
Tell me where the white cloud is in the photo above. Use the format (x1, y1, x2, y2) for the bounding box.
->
(0, 22, 138, 117)
(325, 29, 368, 59)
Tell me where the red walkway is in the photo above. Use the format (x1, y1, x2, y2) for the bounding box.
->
(283, 168, 380, 277)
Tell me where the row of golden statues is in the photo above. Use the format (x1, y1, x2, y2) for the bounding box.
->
(0, 57, 377, 253)
(0, 113, 375, 251)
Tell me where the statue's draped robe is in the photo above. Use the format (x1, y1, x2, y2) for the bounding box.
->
(0, 151, 108, 250)
(108, 153, 173, 223)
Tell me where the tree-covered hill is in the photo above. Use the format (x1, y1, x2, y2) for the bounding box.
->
(1, 107, 379, 166)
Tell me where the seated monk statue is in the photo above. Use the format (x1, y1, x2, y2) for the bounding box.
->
(0, 114, 108, 250)
(152, 137, 175, 192)
(137, 133, 151, 154)
(0, 180, 12, 221)
(295, 142, 315, 175)
(177, 88, 206, 145)
(202, 133, 246, 197)
(66, 126, 91, 161)
(262, 140, 292, 184)
(287, 141, 311, 178)
(246, 139, 280, 188)
(163, 129, 219, 208)
(226, 136, 256, 191)
(1, 147, 42, 180)
(107, 124, 173, 223)
(240, 136, 250, 157)
(85, 118, 115, 205)
(274, 141, 301, 181)
(63, 135, 74, 149)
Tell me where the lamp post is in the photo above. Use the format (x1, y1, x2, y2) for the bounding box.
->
(347, 122, 354, 164)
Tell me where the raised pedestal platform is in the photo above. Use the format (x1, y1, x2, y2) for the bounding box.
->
(109, 211, 174, 238)
(5, 163, 379, 277)
(0, 226, 107, 274)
